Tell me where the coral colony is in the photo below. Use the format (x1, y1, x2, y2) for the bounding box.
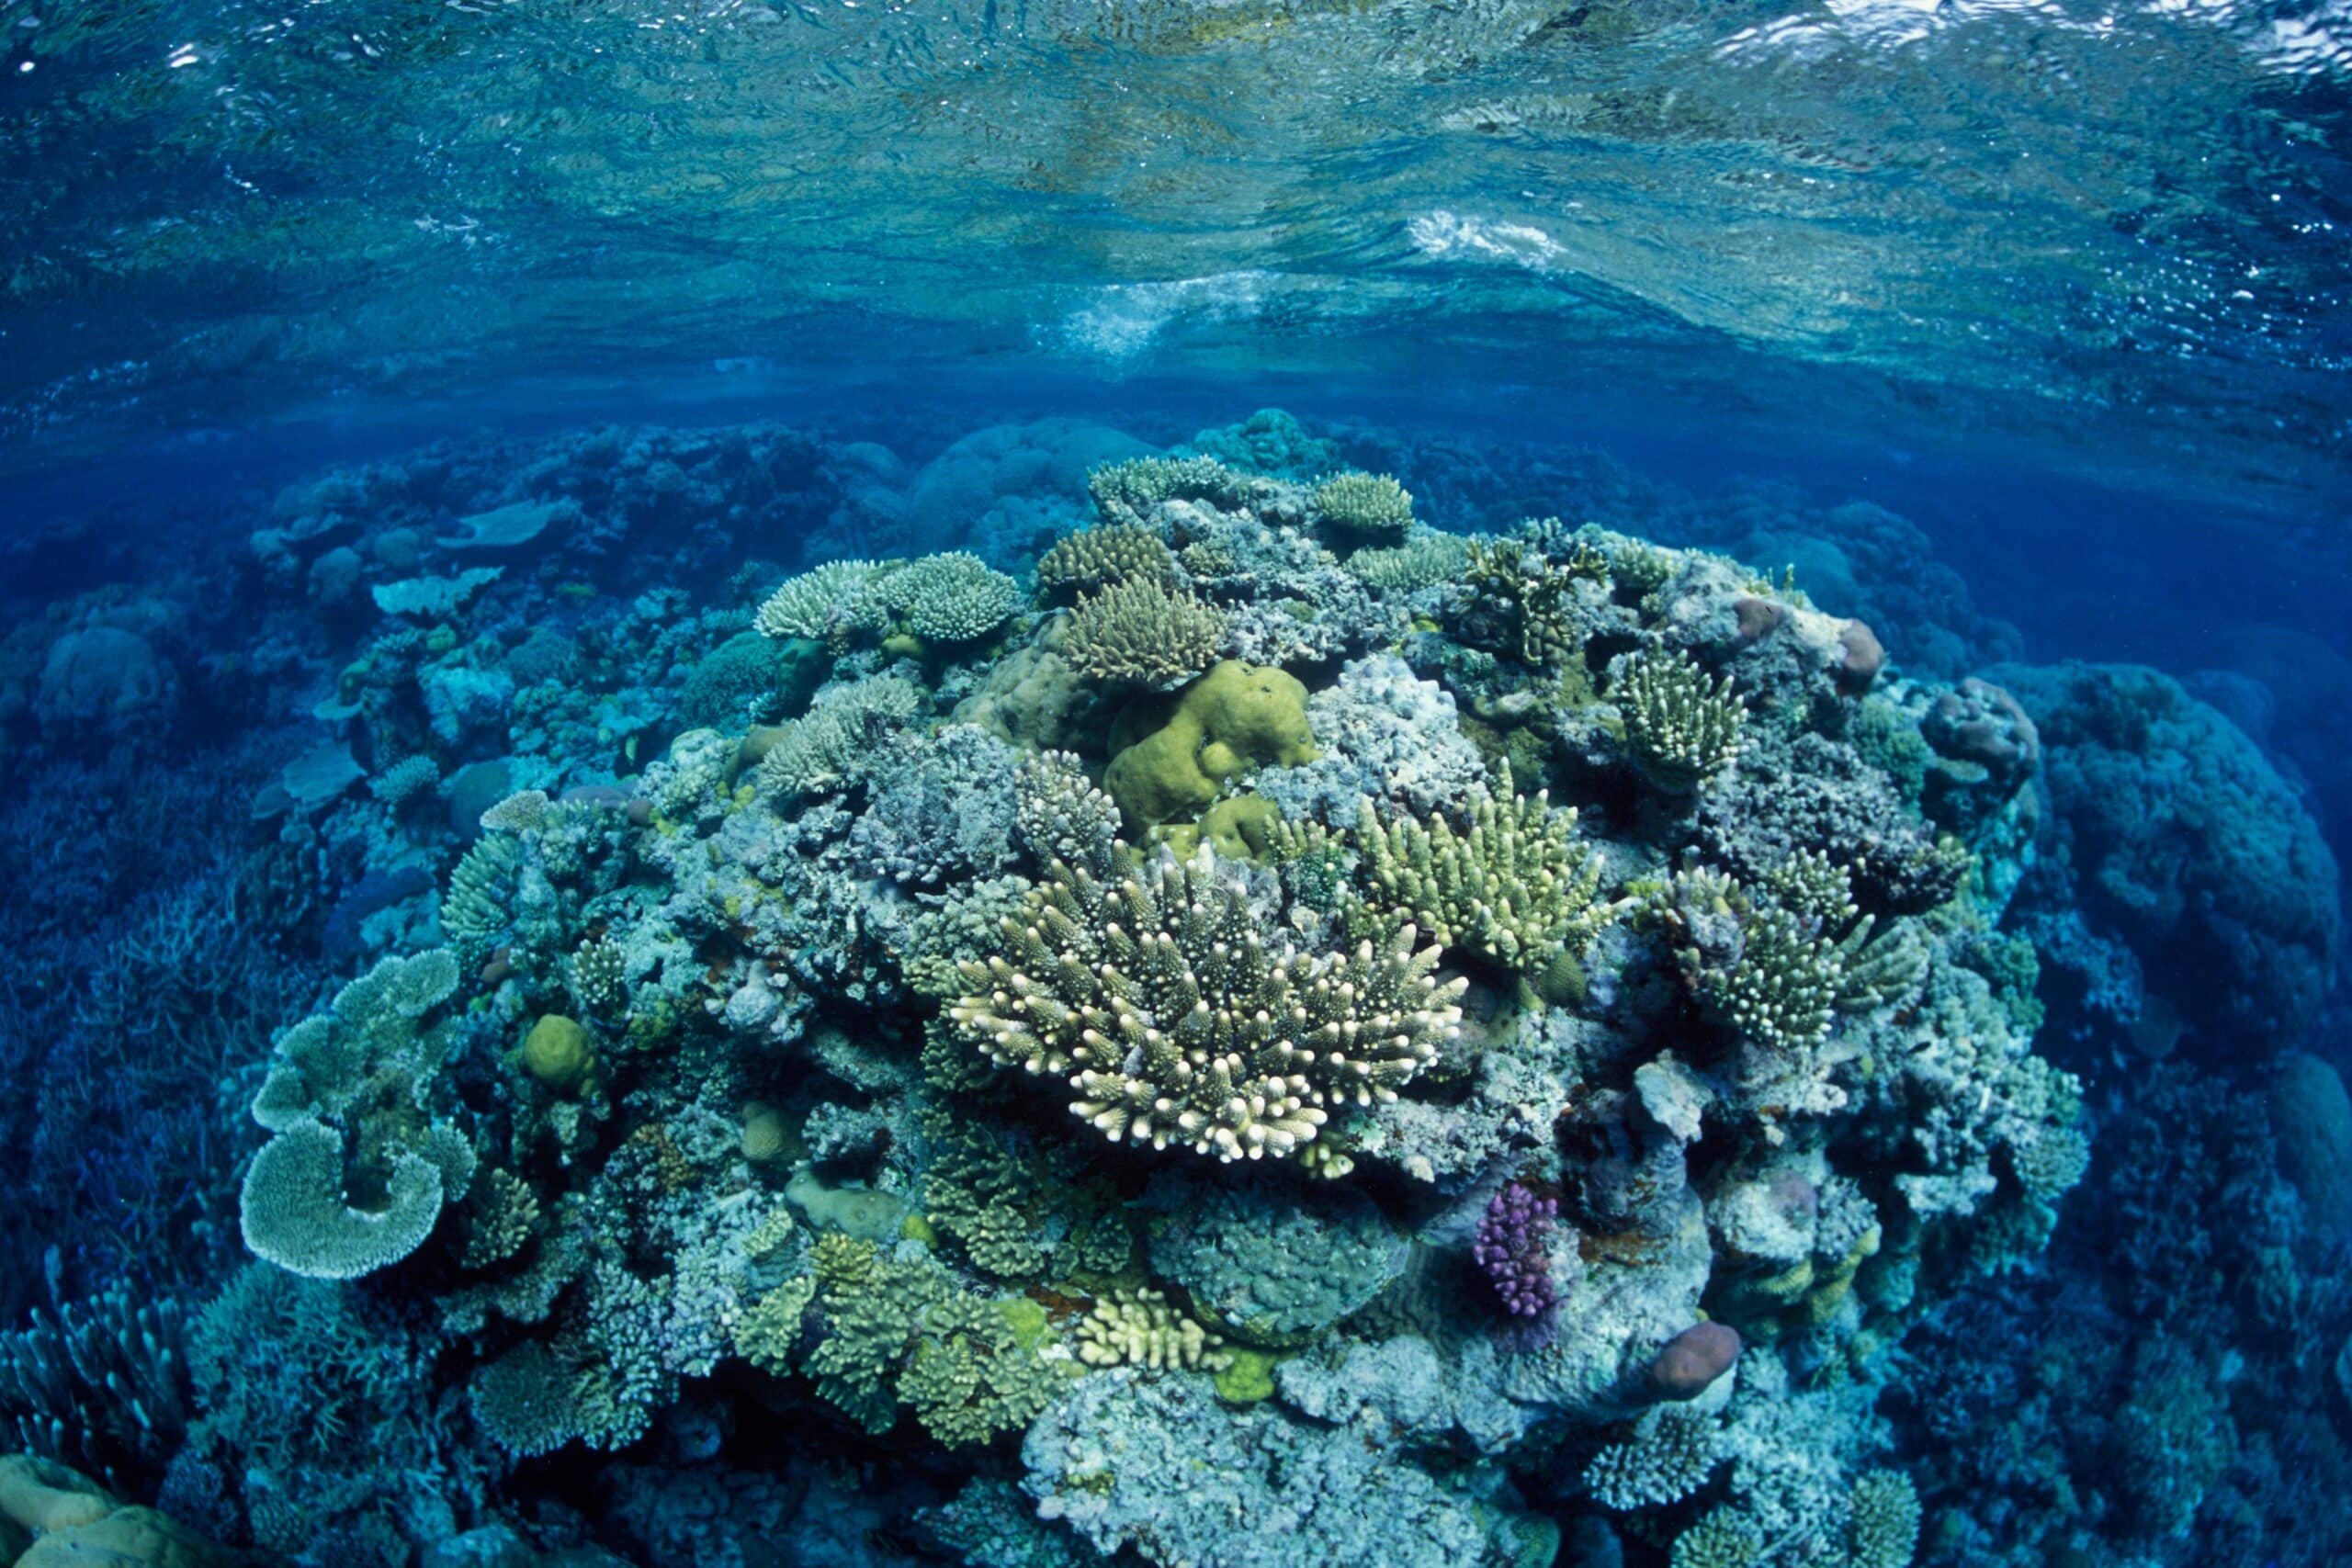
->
(0, 410, 2341, 1566)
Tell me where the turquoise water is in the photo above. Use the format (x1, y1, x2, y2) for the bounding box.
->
(1, 3, 2347, 1566)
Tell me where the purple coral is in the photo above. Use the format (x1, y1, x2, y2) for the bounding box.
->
(1474, 1181, 1559, 1320)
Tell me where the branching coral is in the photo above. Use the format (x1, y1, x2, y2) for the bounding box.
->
(801, 1234, 943, 1433)
(1463, 537, 1579, 667)
(1012, 750, 1123, 876)
(1310, 470, 1415, 541)
(755, 675, 925, 797)
(949, 844, 1464, 1165)
(1086, 455, 1249, 521)
(875, 550, 1023, 643)
(569, 934, 629, 1018)
(1473, 1181, 1560, 1320)
(1063, 578, 1226, 686)
(899, 1295, 1067, 1447)
(1075, 1288, 1230, 1371)
(1714, 905, 1842, 1053)
(1847, 1470, 1921, 1568)
(1617, 648, 1747, 793)
(1037, 525, 1176, 592)
(1331, 768, 1622, 976)
(1346, 532, 1471, 593)
(1586, 1405, 1724, 1509)
(753, 558, 888, 643)
(1671, 1509, 1761, 1568)
(441, 834, 519, 972)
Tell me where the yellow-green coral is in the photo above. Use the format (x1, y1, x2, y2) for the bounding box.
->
(1064, 577, 1227, 687)
(1163, 794, 1284, 860)
(520, 1013, 592, 1091)
(1038, 524, 1176, 592)
(1464, 537, 1580, 667)
(900, 1294, 1070, 1448)
(1313, 767, 1623, 976)
(1310, 470, 1415, 540)
(1346, 532, 1471, 592)
(1103, 660, 1316, 829)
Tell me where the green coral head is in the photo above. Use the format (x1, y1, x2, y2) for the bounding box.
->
(1103, 660, 1317, 830)
(521, 1013, 594, 1092)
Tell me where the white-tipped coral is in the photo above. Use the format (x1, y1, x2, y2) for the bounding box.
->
(1074, 1288, 1230, 1371)
(1617, 648, 1747, 793)
(949, 844, 1464, 1166)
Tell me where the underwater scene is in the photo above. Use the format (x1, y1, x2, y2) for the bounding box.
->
(2, 2, 2350, 1566)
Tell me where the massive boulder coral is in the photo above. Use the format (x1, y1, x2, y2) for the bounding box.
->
(1995, 660, 2342, 1046)
(1103, 659, 1317, 829)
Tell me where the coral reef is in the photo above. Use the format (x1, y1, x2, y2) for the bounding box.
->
(1, 407, 2329, 1568)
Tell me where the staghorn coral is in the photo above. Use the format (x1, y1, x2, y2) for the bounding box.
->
(1616, 648, 1748, 792)
(1346, 532, 1471, 592)
(1310, 470, 1415, 541)
(0, 1291, 188, 1495)
(949, 843, 1465, 1165)
(1062, 577, 1226, 686)
(1037, 524, 1176, 591)
(1290, 767, 1622, 977)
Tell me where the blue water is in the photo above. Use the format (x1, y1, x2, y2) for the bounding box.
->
(2, 2, 2348, 1565)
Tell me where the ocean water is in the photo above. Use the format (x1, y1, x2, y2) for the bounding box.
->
(1, 2, 2348, 1565)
